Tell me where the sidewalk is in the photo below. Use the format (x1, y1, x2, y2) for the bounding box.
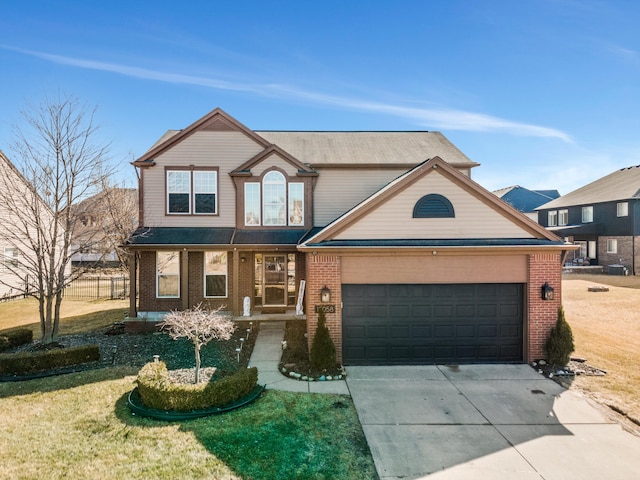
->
(248, 321, 349, 395)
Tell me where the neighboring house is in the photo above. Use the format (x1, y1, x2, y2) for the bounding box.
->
(537, 165, 640, 274)
(126, 108, 573, 365)
(71, 188, 138, 268)
(0, 150, 70, 299)
(493, 186, 560, 221)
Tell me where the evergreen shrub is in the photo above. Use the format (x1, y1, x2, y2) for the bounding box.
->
(309, 309, 337, 371)
(545, 306, 575, 367)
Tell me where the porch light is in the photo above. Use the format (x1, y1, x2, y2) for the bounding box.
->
(320, 285, 331, 303)
(541, 282, 554, 301)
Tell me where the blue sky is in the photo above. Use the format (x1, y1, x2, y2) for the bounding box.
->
(1, 0, 639, 194)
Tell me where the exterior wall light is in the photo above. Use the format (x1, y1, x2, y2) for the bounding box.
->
(541, 282, 554, 301)
(320, 285, 331, 303)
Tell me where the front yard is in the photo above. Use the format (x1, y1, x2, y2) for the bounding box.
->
(562, 273, 640, 431)
(0, 301, 376, 480)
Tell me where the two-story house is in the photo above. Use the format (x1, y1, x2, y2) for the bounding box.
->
(126, 108, 573, 365)
(537, 165, 640, 275)
(493, 186, 560, 222)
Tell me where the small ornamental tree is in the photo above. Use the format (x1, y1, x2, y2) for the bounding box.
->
(159, 304, 236, 383)
(310, 309, 337, 371)
(545, 306, 575, 367)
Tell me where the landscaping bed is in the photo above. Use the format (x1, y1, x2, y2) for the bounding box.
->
(0, 321, 258, 379)
(279, 320, 345, 381)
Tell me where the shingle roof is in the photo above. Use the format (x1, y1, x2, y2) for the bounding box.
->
(493, 186, 559, 213)
(256, 131, 478, 167)
(537, 165, 640, 209)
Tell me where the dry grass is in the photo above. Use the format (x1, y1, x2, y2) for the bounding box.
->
(0, 298, 128, 338)
(562, 274, 640, 426)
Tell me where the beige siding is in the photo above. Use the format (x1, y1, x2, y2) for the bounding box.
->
(313, 168, 407, 226)
(252, 154, 299, 177)
(342, 255, 528, 284)
(143, 131, 264, 227)
(335, 170, 534, 239)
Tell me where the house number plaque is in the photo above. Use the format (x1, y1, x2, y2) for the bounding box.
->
(314, 304, 336, 313)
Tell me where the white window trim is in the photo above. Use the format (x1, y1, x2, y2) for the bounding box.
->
(166, 169, 218, 215)
(548, 210, 558, 227)
(617, 202, 629, 217)
(3, 246, 19, 272)
(156, 251, 180, 298)
(559, 209, 568, 226)
(244, 182, 261, 226)
(582, 206, 594, 223)
(607, 238, 618, 254)
(204, 251, 228, 298)
(288, 182, 304, 226)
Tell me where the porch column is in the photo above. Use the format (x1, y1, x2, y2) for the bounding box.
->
(232, 248, 240, 316)
(181, 249, 189, 310)
(128, 252, 137, 318)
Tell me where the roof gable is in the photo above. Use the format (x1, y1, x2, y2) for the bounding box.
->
(537, 165, 640, 210)
(230, 145, 317, 177)
(303, 157, 560, 246)
(495, 186, 559, 212)
(133, 108, 271, 166)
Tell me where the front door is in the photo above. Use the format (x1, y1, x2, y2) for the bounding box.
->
(263, 254, 287, 306)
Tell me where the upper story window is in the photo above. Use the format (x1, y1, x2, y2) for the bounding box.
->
(167, 169, 218, 215)
(244, 170, 304, 226)
(617, 202, 629, 217)
(582, 206, 594, 223)
(3, 246, 19, 271)
(558, 209, 568, 226)
(548, 210, 558, 227)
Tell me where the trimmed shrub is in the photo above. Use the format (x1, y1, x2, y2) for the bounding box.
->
(309, 309, 337, 371)
(545, 306, 575, 367)
(0, 328, 33, 352)
(0, 344, 100, 375)
(136, 361, 258, 411)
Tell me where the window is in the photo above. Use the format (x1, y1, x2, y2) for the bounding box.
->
(288, 183, 304, 225)
(582, 206, 593, 223)
(617, 202, 629, 217)
(157, 251, 180, 298)
(263, 171, 286, 225)
(607, 239, 618, 254)
(166, 169, 217, 215)
(3, 247, 18, 271)
(559, 209, 568, 226)
(244, 171, 305, 226)
(245, 183, 261, 225)
(548, 210, 558, 227)
(204, 251, 227, 297)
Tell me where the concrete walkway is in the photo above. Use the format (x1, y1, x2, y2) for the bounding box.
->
(248, 321, 349, 395)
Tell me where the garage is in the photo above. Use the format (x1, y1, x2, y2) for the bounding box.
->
(342, 283, 524, 365)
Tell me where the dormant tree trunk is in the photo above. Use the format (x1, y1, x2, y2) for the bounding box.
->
(0, 93, 112, 344)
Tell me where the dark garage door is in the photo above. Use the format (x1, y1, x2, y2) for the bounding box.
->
(342, 284, 523, 365)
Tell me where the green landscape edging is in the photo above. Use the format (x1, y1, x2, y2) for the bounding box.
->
(127, 384, 265, 421)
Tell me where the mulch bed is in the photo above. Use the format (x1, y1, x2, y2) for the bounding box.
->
(279, 321, 344, 380)
(2, 322, 258, 380)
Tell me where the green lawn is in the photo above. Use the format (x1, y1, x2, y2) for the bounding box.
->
(0, 369, 376, 479)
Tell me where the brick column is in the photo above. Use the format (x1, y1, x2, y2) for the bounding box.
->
(305, 253, 343, 361)
(527, 253, 562, 362)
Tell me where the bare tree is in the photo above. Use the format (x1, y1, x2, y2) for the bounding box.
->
(0, 93, 111, 344)
(159, 304, 236, 383)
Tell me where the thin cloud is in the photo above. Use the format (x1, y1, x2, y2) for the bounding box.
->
(2, 45, 571, 141)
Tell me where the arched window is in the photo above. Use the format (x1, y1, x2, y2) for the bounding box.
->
(413, 194, 455, 218)
(263, 171, 286, 225)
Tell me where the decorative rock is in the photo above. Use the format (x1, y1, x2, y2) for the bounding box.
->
(289, 371, 297, 378)
(326, 376, 333, 381)
(319, 375, 326, 381)
(281, 367, 287, 373)
(538, 360, 547, 366)
(301, 376, 308, 381)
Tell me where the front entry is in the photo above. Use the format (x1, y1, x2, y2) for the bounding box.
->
(263, 254, 287, 306)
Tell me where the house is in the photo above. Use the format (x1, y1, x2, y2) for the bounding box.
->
(536, 165, 640, 274)
(493, 186, 560, 221)
(125, 108, 574, 365)
(71, 188, 138, 269)
(0, 150, 71, 299)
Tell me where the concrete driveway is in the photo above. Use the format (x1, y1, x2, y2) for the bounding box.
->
(346, 365, 640, 480)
